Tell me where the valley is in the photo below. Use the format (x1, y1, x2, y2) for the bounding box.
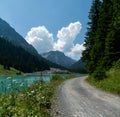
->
(0, 0, 120, 116)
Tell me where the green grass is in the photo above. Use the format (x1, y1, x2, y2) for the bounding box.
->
(0, 65, 22, 75)
(87, 69, 120, 95)
(0, 74, 77, 117)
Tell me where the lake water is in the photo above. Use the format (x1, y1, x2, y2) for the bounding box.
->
(0, 74, 51, 93)
(0, 74, 84, 93)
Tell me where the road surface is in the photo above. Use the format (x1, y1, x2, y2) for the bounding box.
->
(52, 76, 120, 117)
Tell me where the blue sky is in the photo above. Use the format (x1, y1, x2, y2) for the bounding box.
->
(0, 0, 92, 60)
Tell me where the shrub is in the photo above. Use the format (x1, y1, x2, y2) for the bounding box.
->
(51, 74, 63, 81)
(112, 59, 120, 69)
(92, 66, 106, 80)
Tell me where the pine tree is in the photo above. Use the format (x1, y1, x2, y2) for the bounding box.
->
(91, 0, 113, 79)
(95, 0, 113, 65)
(104, 0, 120, 68)
(82, 0, 102, 74)
(82, 0, 120, 80)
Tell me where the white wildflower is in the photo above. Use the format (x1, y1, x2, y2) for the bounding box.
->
(31, 90, 34, 93)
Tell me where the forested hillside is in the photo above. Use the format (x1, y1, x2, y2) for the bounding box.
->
(0, 37, 50, 72)
(70, 60, 87, 73)
(82, 0, 120, 80)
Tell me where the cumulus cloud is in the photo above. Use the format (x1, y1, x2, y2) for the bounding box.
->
(66, 43, 85, 60)
(25, 21, 84, 60)
(25, 26, 54, 53)
(54, 21, 82, 52)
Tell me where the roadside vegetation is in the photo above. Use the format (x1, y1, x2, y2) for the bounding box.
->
(0, 74, 78, 117)
(87, 59, 120, 96)
(82, 0, 120, 95)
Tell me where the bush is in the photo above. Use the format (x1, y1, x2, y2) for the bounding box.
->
(88, 68, 120, 95)
(51, 74, 63, 81)
(92, 66, 106, 80)
(112, 59, 120, 69)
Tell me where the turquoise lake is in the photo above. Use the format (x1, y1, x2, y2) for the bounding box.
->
(0, 74, 51, 93)
(0, 74, 84, 93)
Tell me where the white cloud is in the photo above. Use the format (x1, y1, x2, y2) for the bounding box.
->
(25, 21, 84, 60)
(54, 21, 82, 53)
(25, 26, 54, 53)
(66, 43, 85, 60)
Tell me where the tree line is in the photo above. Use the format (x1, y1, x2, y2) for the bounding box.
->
(0, 37, 50, 73)
(82, 0, 120, 80)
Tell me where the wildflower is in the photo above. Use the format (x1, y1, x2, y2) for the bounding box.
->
(27, 92, 32, 96)
(41, 96, 45, 99)
(31, 90, 34, 93)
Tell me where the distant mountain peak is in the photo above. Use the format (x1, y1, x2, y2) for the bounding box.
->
(42, 51, 76, 68)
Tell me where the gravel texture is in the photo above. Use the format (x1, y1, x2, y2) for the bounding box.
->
(52, 76, 120, 117)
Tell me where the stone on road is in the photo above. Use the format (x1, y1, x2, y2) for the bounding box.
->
(53, 76, 120, 117)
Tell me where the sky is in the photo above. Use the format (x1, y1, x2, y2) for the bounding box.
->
(0, 0, 92, 60)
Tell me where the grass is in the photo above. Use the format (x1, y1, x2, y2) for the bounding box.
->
(0, 65, 22, 75)
(87, 69, 120, 95)
(0, 74, 78, 117)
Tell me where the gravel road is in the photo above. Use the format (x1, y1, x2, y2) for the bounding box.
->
(52, 76, 120, 117)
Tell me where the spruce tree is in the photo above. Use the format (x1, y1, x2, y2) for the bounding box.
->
(82, 0, 102, 74)
(82, 0, 120, 80)
(104, 0, 120, 68)
(91, 0, 113, 79)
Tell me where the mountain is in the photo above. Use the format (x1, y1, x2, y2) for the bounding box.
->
(42, 51, 76, 68)
(70, 60, 87, 73)
(0, 18, 68, 71)
(0, 18, 37, 54)
(0, 18, 50, 72)
(0, 37, 50, 72)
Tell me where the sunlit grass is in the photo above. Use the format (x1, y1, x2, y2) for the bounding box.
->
(87, 69, 120, 95)
(0, 65, 22, 75)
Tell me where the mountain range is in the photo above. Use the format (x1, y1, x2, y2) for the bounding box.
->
(0, 18, 86, 73)
(42, 51, 87, 73)
(42, 51, 76, 68)
(0, 18, 66, 72)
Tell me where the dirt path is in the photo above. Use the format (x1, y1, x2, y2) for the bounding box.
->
(52, 76, 120, 117)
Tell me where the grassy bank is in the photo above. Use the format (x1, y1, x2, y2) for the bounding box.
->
(0, 74, 77, 117)
(87, 69, 120, 96)
(0, 65, 22, 75)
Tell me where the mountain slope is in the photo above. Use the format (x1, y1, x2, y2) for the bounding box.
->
(0, 18, 68, 71)
(0, 18, 37, 54)
(0, 37, 50, 72)
(42, 51, 76, 68)
(70, 60, 87, 73)
(0, 65, 22, 75)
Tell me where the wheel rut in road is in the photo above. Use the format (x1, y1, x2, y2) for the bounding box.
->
(53, 76, 120, 117)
